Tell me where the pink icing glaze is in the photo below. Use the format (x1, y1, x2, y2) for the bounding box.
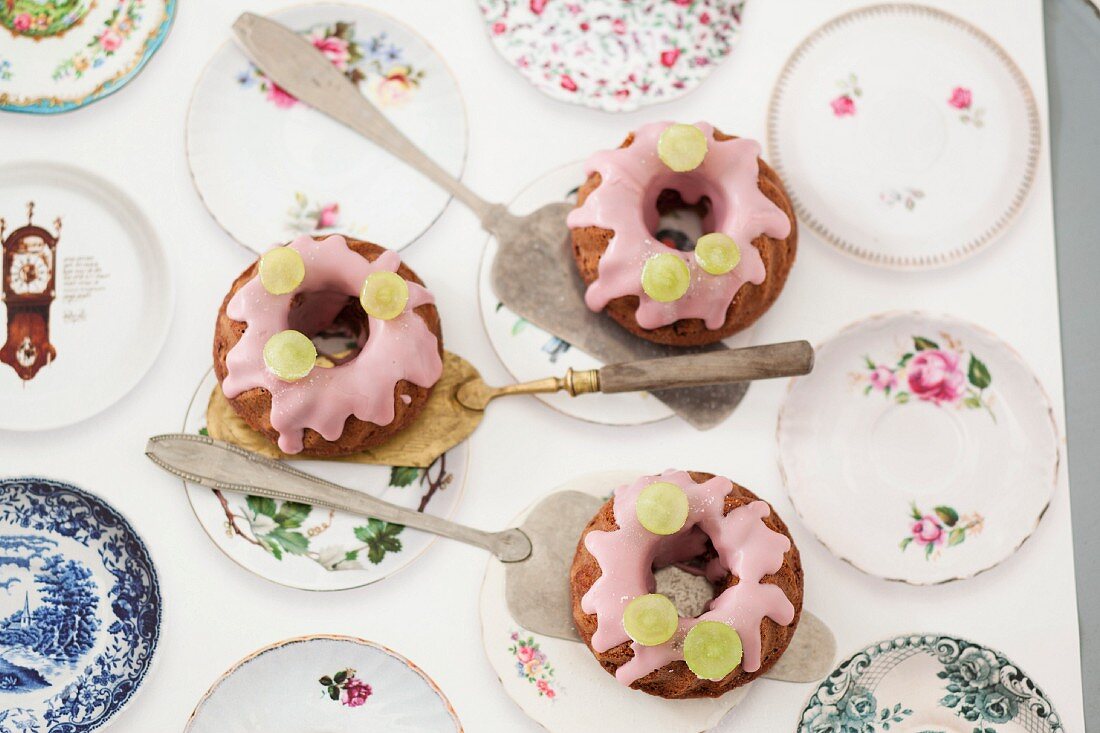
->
(566, 122, 792, 330)
(221, 234, 443, 454)
(581, 470, 796, 687)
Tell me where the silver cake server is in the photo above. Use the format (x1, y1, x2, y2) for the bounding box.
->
(145, 434, 834, 682)
(231, 12, 756, 430)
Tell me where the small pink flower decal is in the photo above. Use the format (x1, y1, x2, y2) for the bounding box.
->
(266, 83, 298, 109)
(98, 29, 123, 52)
(311, 32, 351, 70)
(12, 13, 32, 31)
(530, 0, 549, 15)
(901, 503, 984, 560)
(317, 203, 340, 229)
(853, 334, 995, 419)
(948, 86, 973, 110)
(611, 18, 627, 34)
(699, 12, 711, 24)
(492, 21, 506, 35)
(560, 74, 577, 92)
(831, 95, 856, 116)
(319, 668, 373, 707)
(907, 349, 964, 405)
(660, 48, 681, 68)
(509, 632, 557, 699)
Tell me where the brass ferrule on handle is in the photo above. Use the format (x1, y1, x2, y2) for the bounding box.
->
(562, 368, 600, 397)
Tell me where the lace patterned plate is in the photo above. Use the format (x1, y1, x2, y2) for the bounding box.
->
(0, 478, 161, 732)
(0, 0, 175, 113)
(478, 0, 745, 112)
(767, 4, 1040, 268)
(186, 635, 460, 732)
(777, 312, 1059, 585)
(798, 634, 1063, 733)
(187, 2, 467, 253)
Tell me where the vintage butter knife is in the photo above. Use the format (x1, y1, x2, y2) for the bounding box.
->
(230, 12, 764, 429)
(145, 434, 834, 682)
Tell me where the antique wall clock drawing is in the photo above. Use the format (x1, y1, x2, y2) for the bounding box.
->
(0, 202, 61, 381)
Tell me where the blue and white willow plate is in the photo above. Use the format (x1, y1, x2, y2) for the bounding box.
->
(798, 634, 1062, 733)
(0, 478, 161, 732)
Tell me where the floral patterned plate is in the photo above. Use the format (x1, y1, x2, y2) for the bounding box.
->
(187, 2, 467, 253)
(186, 635, 461, 732)
(777, 312, 1058, 585)
(479, 471, 751, 732)
(798, 633, 1063, 733)
(767, 4, 1040, 268)
(477, 161, 754, 426)
(181, 369, 469, 592)
(478, 0, 745, 112)
(0, 0, 175, 113)
(0, 478, 161, 733)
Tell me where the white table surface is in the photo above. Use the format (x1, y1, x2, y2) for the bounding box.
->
(0, 0, 1085, 731)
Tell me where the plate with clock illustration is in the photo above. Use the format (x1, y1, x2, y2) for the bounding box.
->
(0, 478, 162, 732)
(777, 312, 1059, 585)
(767, 4, 1040, 268)
(0, 161, 173, 431)
(187, 2, 467, 253)
(185, 635, 461, 732)
(0, 0, 176, 113)
(180, 368, 469, 592)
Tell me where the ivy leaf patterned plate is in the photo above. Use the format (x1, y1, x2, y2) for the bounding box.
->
(0, 0, 175, 113)
(187, 2, 467, 253)
(477, 161, 754, 426)
(181, 369, 469, 592)
(479, 471, 751, 733)
(798, 633, 1063, 733)
(478, 0, 745, 113)
(767, 4, 1040, 268)
(0, 162, 173, 431)
(186, 635, 461, 732)
(777, 312, 1058, 585)
(0, 478, 161, 732)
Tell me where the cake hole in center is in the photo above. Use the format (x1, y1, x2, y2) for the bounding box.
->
(654, 547, 722, 618)
(288, 292, 368, 364)
(653, 189, 712, 251)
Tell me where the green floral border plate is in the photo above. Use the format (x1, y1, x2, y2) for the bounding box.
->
(798, 633, 1062, 733)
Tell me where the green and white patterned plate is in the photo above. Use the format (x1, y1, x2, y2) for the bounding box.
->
(798, 634, 1063, 733)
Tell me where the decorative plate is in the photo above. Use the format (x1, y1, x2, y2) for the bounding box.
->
(477, 160, 754, 426)
(0, 478, 161, 732)
(0, 0, 175, 114)
(478, 0, 745, 112)
(798, 633, 1063, 733)
(0, 162, 173, 431)
(187, 2, 467, 253)
(767, 4, 1040, 268)
(181, 368, 469, 592)
(777, 312, 1059, 585)
(186, 634, 461, 732)
(479, 470, 751, 733)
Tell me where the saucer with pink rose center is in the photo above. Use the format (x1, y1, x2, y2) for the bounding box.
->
(767, 4, 1040, 268)
(185, 635, 461, 732)
(777, 311, 1059, 585)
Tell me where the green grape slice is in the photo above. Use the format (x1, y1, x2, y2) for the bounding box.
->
(623, 593, 679, 647)
(683, 621, 743, 681)
(635, 481, 690, 535)
(641, 253, 691, 303)
(263, 330, 317, 382)
(694, 233, 741, 275)
(360, 271, 409, 320)
(259, 246, 306, 295)
(658, 124, 708, 172)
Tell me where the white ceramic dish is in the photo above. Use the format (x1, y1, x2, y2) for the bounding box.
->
(479, 470, 751, 733)
(186, 635, 461, 732)
(777, 312, 1058, 585)
(0, 161, 173, 430)
(187, 2, 467, 253)
(767, 4, 1040, 268)
(0, 0, 175, 113)
(477, 160, 756, 426)
(181, 368, 469, 592)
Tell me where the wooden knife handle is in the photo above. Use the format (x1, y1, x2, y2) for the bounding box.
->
(598, 341, 814, 394)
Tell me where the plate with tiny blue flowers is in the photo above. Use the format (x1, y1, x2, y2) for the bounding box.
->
(797, 633, 1063, 733)
(0, 478, 161, 732)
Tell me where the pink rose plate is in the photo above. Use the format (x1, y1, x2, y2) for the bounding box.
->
(777, 312, 1059, 584)
(478, 0, 746, 112)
